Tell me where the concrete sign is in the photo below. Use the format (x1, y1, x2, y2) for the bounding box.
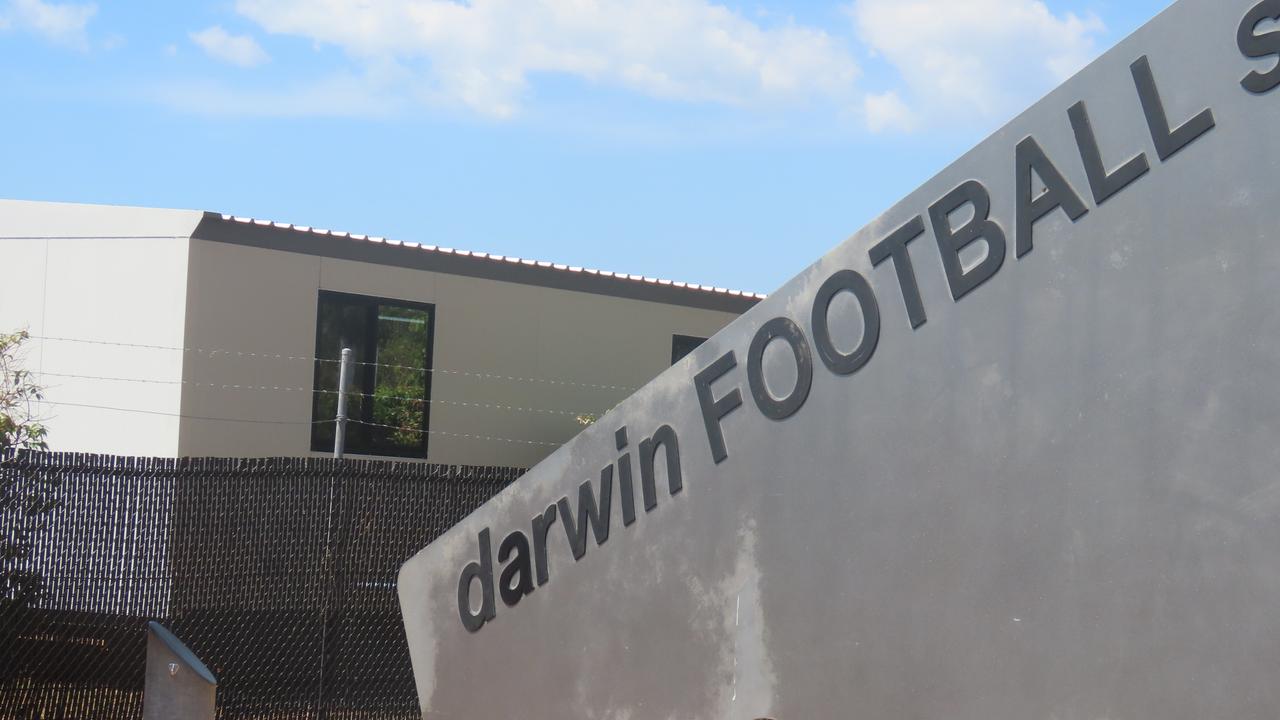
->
(399, 0, 1280, 716)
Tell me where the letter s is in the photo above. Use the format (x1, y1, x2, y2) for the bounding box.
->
(1239, 0, 1280, 94)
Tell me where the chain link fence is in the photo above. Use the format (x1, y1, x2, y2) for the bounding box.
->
(0, 450, 522, 719)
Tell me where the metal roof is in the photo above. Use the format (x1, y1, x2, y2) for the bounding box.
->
(194, 212, 765, 314)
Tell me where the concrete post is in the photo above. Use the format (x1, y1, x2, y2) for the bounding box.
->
(142, 621, 216, 720)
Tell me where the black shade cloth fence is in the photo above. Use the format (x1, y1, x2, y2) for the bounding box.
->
(0, 450, 522, 719)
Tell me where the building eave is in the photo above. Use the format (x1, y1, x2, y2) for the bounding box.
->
(192, 212, 765, 314)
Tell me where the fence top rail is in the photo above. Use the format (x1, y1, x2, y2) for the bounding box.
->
(0, 448, 524, 486)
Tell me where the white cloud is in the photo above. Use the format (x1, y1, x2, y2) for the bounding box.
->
(864, 90, 916, 133)
(190, 25, 270, 67)
(233, 0, 860, 119)
(851, 0, 1105, 125)
(3, 0, 97, 49)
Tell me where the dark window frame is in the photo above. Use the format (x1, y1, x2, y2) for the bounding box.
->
(671, 334, 707, 365)
(309, 290, 436, 459)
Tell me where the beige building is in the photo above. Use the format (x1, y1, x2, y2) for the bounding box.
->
(0, 199, 760, 467)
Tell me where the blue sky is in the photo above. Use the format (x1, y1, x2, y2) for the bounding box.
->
(0, 0, 1170, 293)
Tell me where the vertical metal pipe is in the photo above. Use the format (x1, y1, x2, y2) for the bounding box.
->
(333, 347, 353, 459)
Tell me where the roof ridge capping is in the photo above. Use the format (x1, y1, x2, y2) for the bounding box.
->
(203, 212, 766, 305)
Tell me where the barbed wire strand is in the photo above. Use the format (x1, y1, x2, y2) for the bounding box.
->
(29, 335, 638, 392)
(38, 401, 576, 447)
(348, 419, 563, 447)
(34, 370, 610, 418)
(39, 400, 327, 426)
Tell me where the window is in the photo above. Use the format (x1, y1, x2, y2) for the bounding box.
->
(310, 291, 435, 458)
(671, 334, 707, 365)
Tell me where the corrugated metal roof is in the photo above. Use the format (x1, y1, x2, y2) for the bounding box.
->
(218, 214, 768, 301)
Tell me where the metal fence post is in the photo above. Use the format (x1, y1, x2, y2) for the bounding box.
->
(333, 347, 353, 459)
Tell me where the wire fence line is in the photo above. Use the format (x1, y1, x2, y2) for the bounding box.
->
(346, 419, 564, 447)
(36, 402, 578, 447)
(39, 401, 330, 426)
(34, 370, 614, 418)
(0, 450, 523, 719)
(28, 333, 620, 447)
(29, 335, 640, 392)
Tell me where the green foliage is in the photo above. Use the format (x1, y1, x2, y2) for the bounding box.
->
(1, 329, 48, 452)
(371, 307, 430, 448)
(1, 329, 55, 607)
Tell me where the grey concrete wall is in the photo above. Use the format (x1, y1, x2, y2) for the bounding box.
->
(177, 238, 743, 467)
(398, 0, 1280, 717)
